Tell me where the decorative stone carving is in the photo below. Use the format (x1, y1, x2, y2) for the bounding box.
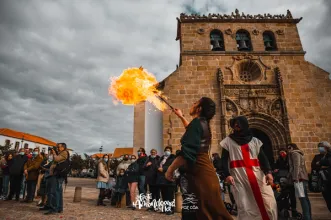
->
(197, 28, 205, 34)
(217, 68, 224, 84)
(274, 67, 283, 85)
(252, 29, 260, 35)
(225, 28, 233, 35)
(178, 9, 302, 23)
(276, 30, 285, 35)
(270, 99, 283, 122)
(225, 99, 238, 117)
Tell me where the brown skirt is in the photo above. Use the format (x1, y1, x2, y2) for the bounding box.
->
(186, 152, 233, 220)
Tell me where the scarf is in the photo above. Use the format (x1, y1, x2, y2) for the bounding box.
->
(160, 155, 169, 168)
(229, 116, 253, 145)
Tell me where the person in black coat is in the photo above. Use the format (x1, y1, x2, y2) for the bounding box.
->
(156, 146, 176, 215)
(137, 148, 148, 197)
(125, 155, 139, 210)
(5, 148, 27, 201)
(273, 149, 289, 181)
(114, 169, 128, 208)
(143, 149, 160, 211)
(319, 141, 331, 212)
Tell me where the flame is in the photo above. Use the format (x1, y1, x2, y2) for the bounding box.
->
(108, 67, 167, 111)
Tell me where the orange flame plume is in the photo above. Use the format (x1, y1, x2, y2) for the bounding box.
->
(108, 67, 167, 111)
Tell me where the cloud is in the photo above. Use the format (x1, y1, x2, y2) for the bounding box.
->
(0, 0, 330, 154)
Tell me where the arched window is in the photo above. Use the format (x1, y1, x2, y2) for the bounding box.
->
(236, 30, 252, 51)
(210, 29, 225, 51)
(263, 31, 277, 51)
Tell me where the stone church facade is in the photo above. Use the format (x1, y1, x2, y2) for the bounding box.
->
(134, 9, 331, 169)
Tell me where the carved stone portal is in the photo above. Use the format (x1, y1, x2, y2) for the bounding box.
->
(224, 84, 282, 122)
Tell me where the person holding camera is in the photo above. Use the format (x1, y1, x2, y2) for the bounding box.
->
(44, 143, 69, 215)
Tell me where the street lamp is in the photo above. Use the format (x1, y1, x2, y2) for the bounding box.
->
(21, 135, 25, 149)
(99, 146, 103, 153)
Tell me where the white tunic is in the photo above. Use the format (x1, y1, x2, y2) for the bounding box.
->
(220, 137, 277, 220)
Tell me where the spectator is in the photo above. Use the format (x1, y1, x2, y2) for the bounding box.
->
(0, 155, 3, 199)
(288, 143, 312, 220)
(22, 148, 43, 203)
(5, 148, 27, 201)
(37, 153, 51, 207)
(45, 143, 69, 215)
(125, 155, 139, 210)
(116, 154, 132, 175)
(319, 141, 331, 212)
(143, 149, 160, 211)
(1, 153, 13, 199)
(311, 144, 325, 171)
(38, 152, 55, 212)
(137, 148, 148, 197)
(114, 168, 128, 208)
(114, 154, 132, 206)
(156, 146, 176, 215)
(96, 154, 109, 206)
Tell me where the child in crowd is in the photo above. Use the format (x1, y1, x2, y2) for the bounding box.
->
(114, 169, 128, 208)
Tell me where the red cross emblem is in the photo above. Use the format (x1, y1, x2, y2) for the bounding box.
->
(230, 143, 270, 220)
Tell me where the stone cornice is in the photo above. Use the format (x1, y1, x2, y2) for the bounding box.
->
(178, 9, 302, 24)
(181, 51, 306, 56)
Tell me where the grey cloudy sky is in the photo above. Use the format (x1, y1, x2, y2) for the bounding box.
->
(0, 0, 330, 154)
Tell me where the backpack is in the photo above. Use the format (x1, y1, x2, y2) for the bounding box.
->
(55, 151, 71, 178)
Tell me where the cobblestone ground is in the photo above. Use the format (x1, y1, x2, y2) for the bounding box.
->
(0, 178, 330, 220)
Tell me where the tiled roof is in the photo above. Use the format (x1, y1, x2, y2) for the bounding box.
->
(112, 147, 133, 158)
(91, 153, 113, 158)
(0, 128, 56, 147)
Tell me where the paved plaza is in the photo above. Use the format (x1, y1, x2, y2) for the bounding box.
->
(0, 178, 330, 220)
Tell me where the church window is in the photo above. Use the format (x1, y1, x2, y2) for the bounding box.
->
(263, 31, 277, 51)
(236, 30, 252, 51)
(210, 29, 225, 51)
(15, 141, 20, 151)
(238, 60, 261, 82)
(4, 139, 10, 146)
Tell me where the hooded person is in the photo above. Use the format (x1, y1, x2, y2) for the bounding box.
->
(116, 154, 132, 175)
(220, 116, 277, 220)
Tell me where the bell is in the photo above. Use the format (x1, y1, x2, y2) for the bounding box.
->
(211, 40, 223, 51)
(264, 40, 273, 50)
(238, 40, 248, 50)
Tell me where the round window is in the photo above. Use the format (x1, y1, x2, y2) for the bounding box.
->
(237, 60, 262, 82)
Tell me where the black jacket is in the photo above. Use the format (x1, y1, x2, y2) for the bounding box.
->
(143, 155, 160, 185)
(320, 152, 331, 183)
(213, 157, 223, 175)
(125, 161, 139, 183)
(137, 155, 148, 175)
(2, 159, 13, 175)
(156, 154, 176, 186)
(274, 157, 289, 170)
(9, 155, 28, 176)
(311, 154, 324, 171)
(114, 175, 128, 193)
